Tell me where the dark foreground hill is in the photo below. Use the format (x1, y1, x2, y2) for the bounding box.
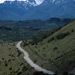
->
(0, 18, 71, 43)
(22, 19, 75, 74)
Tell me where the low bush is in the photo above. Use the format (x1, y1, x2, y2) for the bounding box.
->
(48, 37, 54, 42)
(56, 32, 70, 40)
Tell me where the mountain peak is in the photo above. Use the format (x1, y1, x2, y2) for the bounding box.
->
(2, 0, 38, 7)
(42, 0, 75, 5)
(0, 0, 75, 20)
(0, 0, 44, 5)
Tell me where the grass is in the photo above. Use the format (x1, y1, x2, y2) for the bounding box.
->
(22, 19, 75, 74)
(0, 42, 35, 75)
(0, 19, 74, 75)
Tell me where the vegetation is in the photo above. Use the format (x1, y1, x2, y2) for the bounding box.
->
(22, 19, 75, 74)
(0, 42, 35, 75)
(0, 19, 74, 75)
(33, 71, 49, 75)
(0, 18, 71, 43)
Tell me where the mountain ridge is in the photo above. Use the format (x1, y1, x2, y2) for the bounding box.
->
(0, 0, 75, 20)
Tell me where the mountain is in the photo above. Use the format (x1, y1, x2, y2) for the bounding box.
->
(27, 0, 75, 20)
(22, 19, 75, 74)
(0, 0, 37, 20)
(0, 18, 71, 43)
(0, 0, 75, 20)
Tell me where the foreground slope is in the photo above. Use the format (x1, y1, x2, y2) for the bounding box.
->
(22, 19, 75, 74)
(0, 19, 75, 75)
(0, 42, 50, 75)
(0, 42, 37, 75)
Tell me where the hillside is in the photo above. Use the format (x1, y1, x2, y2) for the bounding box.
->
(0, 42, 49, 75)
(22, 19, 75, 74)
(0, 18, 71, 43)
(0, 19, 75, 75)
(0, 42, 35, 75)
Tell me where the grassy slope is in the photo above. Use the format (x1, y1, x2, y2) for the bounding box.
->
(0, 42, 36, 75)
(22, 20, 75, 74)
(0, 19, 74, 75)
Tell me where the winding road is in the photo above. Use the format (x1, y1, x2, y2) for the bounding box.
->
(16, 41, 54, 75)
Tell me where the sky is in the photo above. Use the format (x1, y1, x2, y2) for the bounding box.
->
(0, 0, 44, 4)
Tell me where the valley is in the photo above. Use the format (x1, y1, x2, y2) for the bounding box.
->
(0, 18, 71, 43)
(0, 19, 75, 75)
(0, 0, 75, 75)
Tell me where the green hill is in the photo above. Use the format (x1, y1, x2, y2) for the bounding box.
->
(0, 18, 71, 43)
(22, 19, 75, 74)
(0, 19, 74, 75)
(0, 42, 37, 75)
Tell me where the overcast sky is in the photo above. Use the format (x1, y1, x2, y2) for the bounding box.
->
(0, 0, 44, 4)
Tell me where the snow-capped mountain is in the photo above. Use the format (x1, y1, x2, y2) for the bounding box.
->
(0, 0, 75, 20)
(43, 0, 75, 5)
(0, 0, 43, 5)
(3, 0, 38, 7)
(50, 0, 75, 3)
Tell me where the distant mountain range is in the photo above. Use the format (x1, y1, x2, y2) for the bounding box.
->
(0, 0, 75, 20)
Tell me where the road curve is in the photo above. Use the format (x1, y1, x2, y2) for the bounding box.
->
(16, 41, 54, 75)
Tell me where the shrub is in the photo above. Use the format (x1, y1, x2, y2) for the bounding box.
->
(56, 32, 70, 40)
(70, 73, 74, 75)
(9, 67, 12, 70)
(63, 72, 68, 75)
(17, 50, 21, 57)
(9, 48, 11, 50)
(13, 43, 15, 46)
(34, 59, 37, 63)
(33, 71, 48, 75)
(8, 59, 11, 62)
(43, 47, 45, 49)
(23, 42, 28, 46)
(0, 61, 1, 65)
(2, 58, 5, 60)
(53, 47, 58, 50)
(17, 72, 22, 75)
(5, 63, 8, 66)
(22, 66, 29, 71)
(71, 29, 74, 32)
(48, 37, 54, 42)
